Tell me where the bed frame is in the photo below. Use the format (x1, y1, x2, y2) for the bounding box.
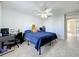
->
(27, 39, 56, 55)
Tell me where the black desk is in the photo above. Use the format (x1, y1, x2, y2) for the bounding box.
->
(0, 35, 15, 48)
(0, 35, 16, 55)
(0, 35, 15, 42)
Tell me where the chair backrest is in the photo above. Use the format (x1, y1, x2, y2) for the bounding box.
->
(15, 32, 22, 39)
(15, 32, 24, 44)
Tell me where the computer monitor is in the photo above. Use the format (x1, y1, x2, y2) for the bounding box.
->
(1, 28, 9, 36)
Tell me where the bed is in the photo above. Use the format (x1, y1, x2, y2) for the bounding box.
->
(24, 30, 57, 55)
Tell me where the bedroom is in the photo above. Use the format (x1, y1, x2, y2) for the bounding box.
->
(0, 1, 79, 57)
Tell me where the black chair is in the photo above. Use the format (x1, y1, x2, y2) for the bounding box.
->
(15, 32, 24, 44)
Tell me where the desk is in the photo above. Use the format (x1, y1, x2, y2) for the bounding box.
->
(0, 35, 15, 48)
(0, 35, 16, 55)
(0, 35, 15, 42)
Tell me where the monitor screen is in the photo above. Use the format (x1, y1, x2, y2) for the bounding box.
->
(1, 28, 9, 36)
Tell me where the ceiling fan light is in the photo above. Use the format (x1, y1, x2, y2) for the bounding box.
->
(41, 14, 45, 18)
(40, 13, 48, 19)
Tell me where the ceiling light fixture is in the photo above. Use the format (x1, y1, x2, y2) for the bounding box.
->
(38, 6, 53, 19)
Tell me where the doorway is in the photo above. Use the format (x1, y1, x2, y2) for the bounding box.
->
(67, 19, 76, 40)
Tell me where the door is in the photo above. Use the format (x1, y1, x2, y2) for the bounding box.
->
(67, 19, 76, 40)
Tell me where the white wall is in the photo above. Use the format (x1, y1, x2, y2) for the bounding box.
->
(1, 7, 65, 39)
(43, 15, 65, 39)
(2, 7, 43, 33)
(0, 3, 2, 47)
(0, 3, 2, 28)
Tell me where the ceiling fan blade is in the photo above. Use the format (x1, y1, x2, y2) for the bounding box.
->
(37, 13, 42, 15)
(37, 11, 44, 15)
(45, 8, 52, 13)
(47, 13, 53, 15)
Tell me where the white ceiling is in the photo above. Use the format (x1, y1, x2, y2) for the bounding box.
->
(1, 1, 79, 16)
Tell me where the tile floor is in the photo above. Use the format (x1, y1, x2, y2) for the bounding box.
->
(1, 38, 79, 57)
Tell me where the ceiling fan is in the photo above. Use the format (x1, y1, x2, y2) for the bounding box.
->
(37, 7, 53, 19)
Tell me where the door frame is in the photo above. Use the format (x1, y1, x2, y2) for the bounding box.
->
(64, 14, 67, 40)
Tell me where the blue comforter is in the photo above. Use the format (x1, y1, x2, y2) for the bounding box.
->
(24, 30, 57, 51)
